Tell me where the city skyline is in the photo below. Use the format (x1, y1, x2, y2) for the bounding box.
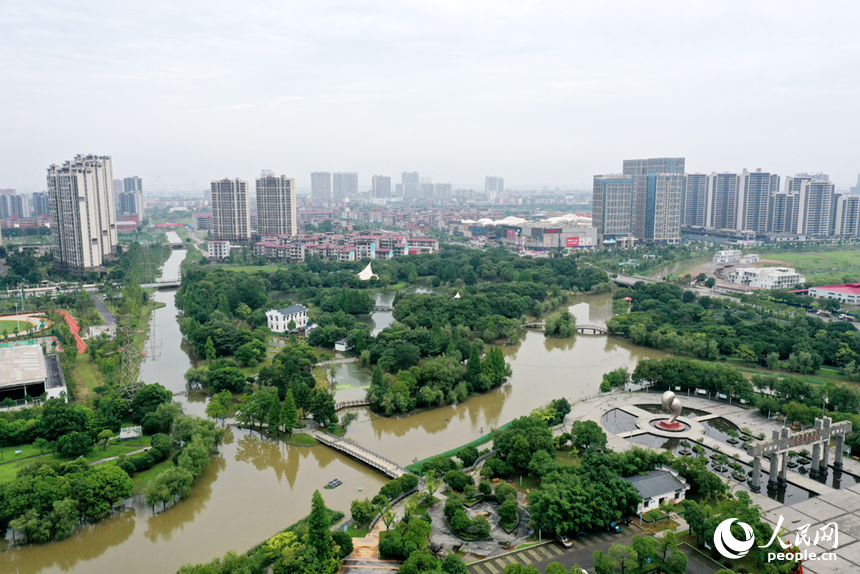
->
(2, 1, 859, 193)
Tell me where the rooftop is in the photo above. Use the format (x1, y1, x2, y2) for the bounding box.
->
(0, 346, 47, 389)
(275, 304, 308, 315)
(623, 469, 688, 500)
(810, 283, 860, 295)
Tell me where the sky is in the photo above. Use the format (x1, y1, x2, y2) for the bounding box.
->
(2, 0, 860, 193)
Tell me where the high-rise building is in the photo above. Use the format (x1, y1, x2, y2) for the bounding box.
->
(592, 175, 634, 245)
(623, 157, 685, 241)
(372, 175, 391, 198)
(794, 178, 835, 237)
(256, 174, 297, 236)
(485, 176, 504, 200)
(707, 173, 740, 230)
(123, 176, 142, 192)
(851, 174, 860, 195)
(0, 190, 29, 219)
(737, 169, 779, 233)
(211, 178, 250, 241)
(834, 194, 860, 237)
(682, 174, 708, 227)
(311, 172, 332, 201)
(643, 174, 683, 244)
(31, 192, 50, 217)
(47, 154, 118, 274)
(769, 191, 799, 233)
(401, 172, 419, 197)
(332, 172, 358, 201)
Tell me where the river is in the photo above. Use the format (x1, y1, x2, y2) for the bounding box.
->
(2, 262, 665, 574)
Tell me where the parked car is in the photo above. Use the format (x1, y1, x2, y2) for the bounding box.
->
(558, 535, 573, 548)
(607, 521, 621, 533)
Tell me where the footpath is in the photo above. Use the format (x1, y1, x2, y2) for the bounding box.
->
(57, 310, 86, 353)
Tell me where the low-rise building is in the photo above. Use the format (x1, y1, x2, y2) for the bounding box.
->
(623, 467, 690, 515)
(726, 267, 805, 289)
(808, 283, 860, 305)
(739, 254, 759, 264)
(0, 346, 67, 405)
(208, 240, 231, 259)
(713, 250, 742, 263)
(193, 212, 213, 231)
(265, 304, 309, 333)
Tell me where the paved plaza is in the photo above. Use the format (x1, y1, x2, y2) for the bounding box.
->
(571, 391, 860, 573)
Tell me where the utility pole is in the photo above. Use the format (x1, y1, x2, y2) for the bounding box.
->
(118, 316, 145, 407)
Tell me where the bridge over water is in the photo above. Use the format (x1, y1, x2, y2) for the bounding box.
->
(310, 430, 408, 479)
(523, 322, 607, 334)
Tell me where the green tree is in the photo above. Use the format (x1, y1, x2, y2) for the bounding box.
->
(204, 336, 216, 361)
(308, 387, 337, 426)
(281, 389, 298, 434)
(350, 498, 376, 524)
(205, 390, 232, 422)
(307, 490, 333, 563)
(98, 429, 113, 450)
(268, 397, 282, 434)
(498, 499, 518, 528)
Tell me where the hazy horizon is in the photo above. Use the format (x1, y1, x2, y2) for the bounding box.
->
(2, 1, 859, 193)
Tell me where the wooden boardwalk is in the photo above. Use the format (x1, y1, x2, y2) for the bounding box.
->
(311, 431, 408, 478)
(334, 399, 370, 412)
(524, 322, 607, 334)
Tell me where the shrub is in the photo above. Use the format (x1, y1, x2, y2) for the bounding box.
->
(332, 531, 353, 559)
(379, 480, 403, 501)
(398, 474, 419, 493)
(443, 470, 473, 492)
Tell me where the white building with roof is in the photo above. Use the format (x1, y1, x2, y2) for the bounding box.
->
(266, 304, 308, 333)
(725, 267, 805, 290)
(713, 250, 741, 263)
(208, 240, 231, 259)
(623, 467, 690, 515)
(0, 346, 67, 405)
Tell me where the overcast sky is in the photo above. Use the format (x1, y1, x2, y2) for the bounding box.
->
(2, 1, 859, 193)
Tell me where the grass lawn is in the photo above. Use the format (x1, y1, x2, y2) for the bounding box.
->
(71, 353, 105, 402)
(240, 356, 273, 377)
(312, 366, 329, 387)
(346, 523, 370, 538)
(0, 437, 151, 483)
(131, 459, 174, 494)
(554, 448, 581, 468)
(646, 518, 679, 534)
(282, 433, 318, 447)
(0, 319, 28, 334)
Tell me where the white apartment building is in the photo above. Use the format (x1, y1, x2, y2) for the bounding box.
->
(208, 240, 231, 259)
(726, 267, 805, 290)
(211, 179, 250, 241)
(311, 172, 332, 201)
(47, 154, 118, 274)
(713, 250, 741, 263)
(256, 175, 296, 236)
(266, 304, 308, 333)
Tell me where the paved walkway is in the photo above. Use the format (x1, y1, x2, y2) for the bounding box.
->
(57, 310, 86, 353)
(88, 292, 118, 327)
(310, 429, 408, 478)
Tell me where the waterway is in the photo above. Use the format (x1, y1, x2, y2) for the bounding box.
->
(2, 278, 666, 573)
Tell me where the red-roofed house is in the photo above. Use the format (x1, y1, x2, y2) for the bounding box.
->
(809, 283, 860, 305)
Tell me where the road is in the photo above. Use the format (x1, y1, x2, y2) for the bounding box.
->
(88, 291, 118, 327)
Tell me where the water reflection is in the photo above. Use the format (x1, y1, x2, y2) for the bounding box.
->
(144, 454, 227, 543)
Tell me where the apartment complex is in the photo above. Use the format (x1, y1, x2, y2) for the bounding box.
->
(210, 178, 250, 241)
(485, 176, 504, 200)
(256, 174, 296, 236)
(372, 175, 391, 198)
(593, 157, 684, 246)
(0, 190, 29, 220)
(253, 231, 439, 263)
(401, 172, 419, 197)
(597, 157, 853, 245)
(47, 154, 118, 274)
(311, 172, 332, 201)
(725, 267, 805, 289)
(332, 172, 358, 201)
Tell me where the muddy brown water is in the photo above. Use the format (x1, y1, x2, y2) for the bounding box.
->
(2, 260, 665, 573)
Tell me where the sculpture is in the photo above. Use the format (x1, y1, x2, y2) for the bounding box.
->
(657, 391, 684, 431)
